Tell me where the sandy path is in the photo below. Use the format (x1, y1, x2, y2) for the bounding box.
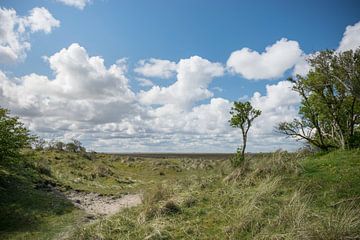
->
(64, 190, 142, 216)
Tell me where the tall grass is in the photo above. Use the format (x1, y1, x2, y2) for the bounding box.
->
(70, 150, 360, 240)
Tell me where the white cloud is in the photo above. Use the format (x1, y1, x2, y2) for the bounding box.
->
(293, 21, 360, 77)
(0, 7, 59, 64)
(139, 56, 224, 109)
(338, 21, 360, 52)
(56, 0, 91, 10)
(249, 81, 301, 150)
(227, 38, 303, 80)
(136, 77, 154, 87)
(292, 54, 313, 77)
(0, 43, 136, 123)
(45, 43, 134, 99)
(25, 7, 60, 33)
(0, 43, 302, 152)
(212, 86, 223, 92)
(134, 58, 177, 79)
(184, 98, 232, 134)
(145, 98, 232, 135)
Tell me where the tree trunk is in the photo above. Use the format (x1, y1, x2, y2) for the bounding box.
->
(242, 132, 247, 159)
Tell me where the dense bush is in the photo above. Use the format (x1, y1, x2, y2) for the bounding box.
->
(0, 108, 32, 161)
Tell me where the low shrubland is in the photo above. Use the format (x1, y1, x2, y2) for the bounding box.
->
(69, 149, 360, 240)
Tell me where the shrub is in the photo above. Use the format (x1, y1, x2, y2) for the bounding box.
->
(229, 147, 245, 168)
(0, 108, 33, 161)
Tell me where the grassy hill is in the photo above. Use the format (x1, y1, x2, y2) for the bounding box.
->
(1, 149, 359, 239)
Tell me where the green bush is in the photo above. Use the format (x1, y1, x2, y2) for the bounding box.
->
(0, 108, 33, 162)
(230, 147, 245, 168)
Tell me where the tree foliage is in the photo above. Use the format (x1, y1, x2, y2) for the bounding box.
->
(65, 139, 86, 153)
(229, 101, 261, 165)
(0, 108, 32, 161)
(278, 49, 360, 150)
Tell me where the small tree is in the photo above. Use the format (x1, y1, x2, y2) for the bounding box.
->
(0, 108, 32, 161)
(33, 138, 46, 150)
(65, 142, 77, 152)
(65, 139, 86, 153)
(55, 141, 65, 151)
(229, 101, 261, 166)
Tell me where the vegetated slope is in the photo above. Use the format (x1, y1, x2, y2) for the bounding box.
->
(0, 150, 224, 239)
(0, 154, 84, 240)
(1, 149, 359, 239)
(72, 149, 360, 240)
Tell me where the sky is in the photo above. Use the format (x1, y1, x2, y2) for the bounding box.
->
(0, 0, 359, 153)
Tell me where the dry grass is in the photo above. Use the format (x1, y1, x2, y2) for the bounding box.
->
(305, 203, 360, 240)
(8, 149, 359, 240)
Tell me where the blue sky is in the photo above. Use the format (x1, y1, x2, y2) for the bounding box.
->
(0, 0, 359, 152)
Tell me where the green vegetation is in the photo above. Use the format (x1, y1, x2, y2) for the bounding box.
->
(0, 108, 33, 161)
(0, 152, 84, 240)
(278, 49, 360, 150)
(70, 150, 360, 240)
(229, 101, 261, 166)
(1, 49, 359, 239)
(1, 143, 360, 239)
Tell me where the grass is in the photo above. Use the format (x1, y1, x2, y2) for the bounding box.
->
(1, 149, 360, 239)
(0, 156, 85, 240)
(72, 149, 360, 239)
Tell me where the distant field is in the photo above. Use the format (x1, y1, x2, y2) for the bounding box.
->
(110, 152, 234, 159)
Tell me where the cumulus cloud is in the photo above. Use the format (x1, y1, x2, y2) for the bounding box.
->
(292, 21, 360, 77)
(25, 7, 60, 33)
(227, 38, 303, 80)
(145, 98, 232, 135)
(134, 58, 177, 79)
(0, 43, 136, 123)
(56, 0, 91, 10)
(0, 42, 302, 152)
(338, 21, 360, 52)
(139, 56, 224, 108)
(248, 80, 302, 151)
(136, 77, 154, 87)
(292, 54, 314, 77)
(0, 7, 59, 64)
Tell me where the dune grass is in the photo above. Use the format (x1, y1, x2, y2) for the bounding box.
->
(71, 150, 360, 240)
(1, 149, 359, 239)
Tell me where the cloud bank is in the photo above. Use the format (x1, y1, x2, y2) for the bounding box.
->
(0, 7, 59, 64)
(0, 42, 301, 152)
(2, 11, 357, 152)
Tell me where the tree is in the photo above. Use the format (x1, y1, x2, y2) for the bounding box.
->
(332, 49, 360, 100)
(65, 139, 86, 153)
(55, 141, 65, 151)
(0, 108, 32, 161)
(33, 138, 46, 150)
(278, 49, 360, 150)
(65, 142, 77, 152)
(229, 101, 261, 165)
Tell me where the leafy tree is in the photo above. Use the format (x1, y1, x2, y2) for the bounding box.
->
(0, 108, 33, 161)
(55, 141, 65, 151)
(65, 142, 77, 152)
(278, 49, 360, 150)
(229, 101, 261, 166)
(332, 49, 360, 100)
(73, 139, 86, 152)
(65, 139, 86, 153)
